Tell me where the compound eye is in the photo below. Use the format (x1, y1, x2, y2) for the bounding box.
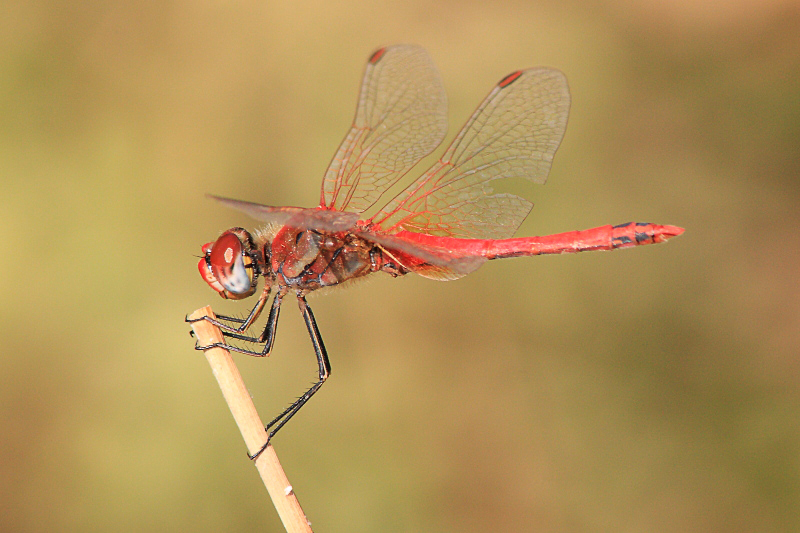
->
(208, 232, 254, 295)
(198, 244, 225, 294)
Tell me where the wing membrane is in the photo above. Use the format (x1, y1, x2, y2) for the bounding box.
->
(210, 195, 359, 233)
(320, 45, 448, 213)
(369, 68, 570, 239)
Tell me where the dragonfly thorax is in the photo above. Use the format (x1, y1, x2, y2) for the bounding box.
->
(269, 225, 381, 291)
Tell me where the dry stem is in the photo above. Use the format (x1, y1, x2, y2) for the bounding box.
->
(188, 306, 312, 533)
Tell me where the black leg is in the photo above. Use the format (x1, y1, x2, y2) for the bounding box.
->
(249, 294, 331, 460)
(192, 293, 284, 357)
(258, 293, 282, 345)
(186, 285, 271, 335)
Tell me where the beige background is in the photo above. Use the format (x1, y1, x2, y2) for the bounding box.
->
(2, 1, 798, 531)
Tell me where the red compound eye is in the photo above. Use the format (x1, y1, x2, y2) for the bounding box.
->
(201, 232, 254, 297)
(208, 232, 242, 277)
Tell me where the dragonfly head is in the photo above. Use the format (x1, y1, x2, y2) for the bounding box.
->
(198, 228, 260, 300)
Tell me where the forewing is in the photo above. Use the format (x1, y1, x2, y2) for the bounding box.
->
(320, 45, 448, 214)
(210, 195, 359, 233)
(369, 68, 570, 239)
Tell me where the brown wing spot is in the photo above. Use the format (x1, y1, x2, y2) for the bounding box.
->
(369, 47, 387, 64)
(498, 70, 523, 88)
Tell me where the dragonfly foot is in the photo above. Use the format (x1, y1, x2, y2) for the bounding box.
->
(248, 437, 271, 461)
(193, 340, 229, 351)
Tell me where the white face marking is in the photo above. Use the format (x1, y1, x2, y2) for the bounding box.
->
(222, 253, 251, 293)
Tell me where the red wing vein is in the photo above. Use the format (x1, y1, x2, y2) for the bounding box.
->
(321, 45, 448, 214)
(369, 68, 570, 240)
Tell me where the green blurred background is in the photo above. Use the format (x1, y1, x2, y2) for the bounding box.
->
(2, 1, 798, 531)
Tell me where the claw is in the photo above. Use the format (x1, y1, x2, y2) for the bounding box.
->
(194, 341, 219, 351)
(248, 438, 270, 461)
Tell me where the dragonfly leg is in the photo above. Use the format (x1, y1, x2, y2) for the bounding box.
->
(249, 294, 331, 460)
(186, 285, 271, 335)
(192, 293, 284, 357)
(257, 293, 282, 345)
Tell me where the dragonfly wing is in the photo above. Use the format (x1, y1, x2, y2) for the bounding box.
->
(369, 68, 570, 239)
(320, 45, 448, 214)
(210, 195, 359, 233)
(356, 231, 486, 281)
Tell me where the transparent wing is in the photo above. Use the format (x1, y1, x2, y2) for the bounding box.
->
(369, 68, 570, 239)
(320, 45, 448, 214)
(210, 195, 359, 233)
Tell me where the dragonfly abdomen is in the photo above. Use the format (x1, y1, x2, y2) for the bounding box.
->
(485, 222, 684, 259)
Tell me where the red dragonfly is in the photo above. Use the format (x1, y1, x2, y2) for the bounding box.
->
(190, 45, 683, 458)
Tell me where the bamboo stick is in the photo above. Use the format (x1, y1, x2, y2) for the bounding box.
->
(188, 306, 313, 533)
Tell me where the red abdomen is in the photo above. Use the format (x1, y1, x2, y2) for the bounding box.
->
(393, 222, 684, 260)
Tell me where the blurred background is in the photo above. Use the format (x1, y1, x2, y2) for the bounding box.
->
(2, 0, 798, 531)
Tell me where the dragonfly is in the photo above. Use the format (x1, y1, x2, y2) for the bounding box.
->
(190, 45, 683, 459)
